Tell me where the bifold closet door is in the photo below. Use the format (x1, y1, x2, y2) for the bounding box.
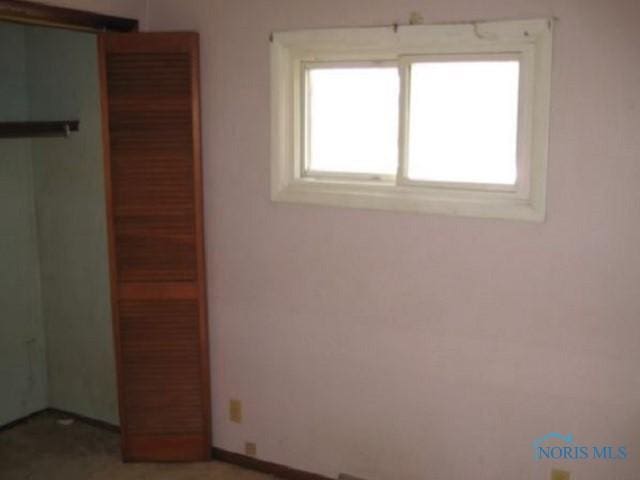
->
(98, 32, 211, 462)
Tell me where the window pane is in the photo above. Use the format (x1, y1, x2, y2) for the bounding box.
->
(407, 60, 520, 185)
(307, 67, 399, 176)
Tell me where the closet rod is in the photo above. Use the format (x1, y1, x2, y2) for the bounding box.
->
(0, 121, 79, 138)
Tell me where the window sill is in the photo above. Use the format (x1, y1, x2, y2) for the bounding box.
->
(272, 179, 545, 222)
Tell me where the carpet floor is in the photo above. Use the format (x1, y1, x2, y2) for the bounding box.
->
(0, 411, 275, 480)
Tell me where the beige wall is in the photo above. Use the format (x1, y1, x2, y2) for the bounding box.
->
(147, 1, 640, 479)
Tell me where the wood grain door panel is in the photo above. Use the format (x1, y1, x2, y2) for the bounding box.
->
(99, 32, 210, 462)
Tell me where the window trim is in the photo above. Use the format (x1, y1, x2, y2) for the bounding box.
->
(271, 19, 553, 221)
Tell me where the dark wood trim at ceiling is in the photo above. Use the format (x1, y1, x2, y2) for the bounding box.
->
(211, 448, 333, 480)
(0, 0, 137, 32)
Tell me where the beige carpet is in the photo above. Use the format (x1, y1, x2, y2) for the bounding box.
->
(0, 412, 275, 480)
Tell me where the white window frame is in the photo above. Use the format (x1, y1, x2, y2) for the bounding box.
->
(270, 19, 553, 221)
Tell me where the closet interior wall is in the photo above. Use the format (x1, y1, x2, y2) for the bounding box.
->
(0, 21, 117, 426)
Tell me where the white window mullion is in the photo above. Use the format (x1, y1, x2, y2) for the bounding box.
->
(396, 60, 411, 186)
(300, 64, 311, 177)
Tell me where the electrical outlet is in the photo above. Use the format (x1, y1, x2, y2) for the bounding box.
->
(245, 441, 257, 457)
(409, 11, 425, 25)
(229, 399, 242, 423)
(551, 468, 570, 480)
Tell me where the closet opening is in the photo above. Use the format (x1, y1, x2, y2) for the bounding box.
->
(1, 15, 120, 430)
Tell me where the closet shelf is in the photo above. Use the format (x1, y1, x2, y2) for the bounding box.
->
(0, 121, 79, 139)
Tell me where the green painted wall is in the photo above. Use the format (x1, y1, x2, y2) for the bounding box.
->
(27, 26, 118, 425)
(0, 22, 117, 426)
(0, 23, 48, 426)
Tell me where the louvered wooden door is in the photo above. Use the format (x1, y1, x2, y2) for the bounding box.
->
(98, 33, 210, 462)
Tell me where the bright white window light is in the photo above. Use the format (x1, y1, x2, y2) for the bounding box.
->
(306, 67, 399, 176)
(407, 60, 520, 185)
